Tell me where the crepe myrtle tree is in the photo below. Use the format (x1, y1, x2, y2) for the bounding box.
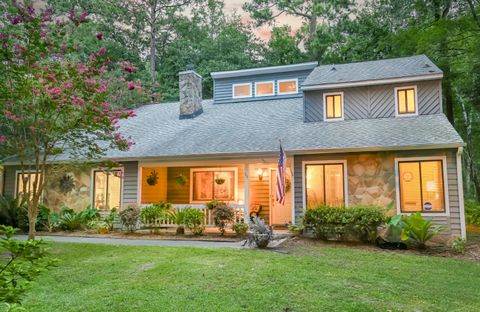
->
(0, 2, 136, 239)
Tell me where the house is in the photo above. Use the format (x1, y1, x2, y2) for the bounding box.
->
(0, 55, 466, 237)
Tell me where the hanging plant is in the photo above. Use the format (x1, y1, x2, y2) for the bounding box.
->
(58, 174, 75, 194)
(175, 174, 187, 187)
(285, 178, 291, 193)
(214, 177, 225, 185)
(146, 170, 158, 186)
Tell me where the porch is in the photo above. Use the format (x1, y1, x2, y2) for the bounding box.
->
(132, 159, 294, 227)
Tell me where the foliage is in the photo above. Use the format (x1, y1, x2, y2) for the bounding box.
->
(140, 202, 172, 224)
(450, 237, 466, 255)
(246, 217, 273, 248)
(288, 223, 305, 236)
(0, 225, 56, 304)
(57, 206, 99, 231)
(182, 207, 205, 235)
(119, 205, 140, 232)
(303, 205, 385, 242)
(103, 208, 118, 231)
(213, 202, 234, 235)
(205, 200, 220, 210)
(0, 195, 22, 227)
(232, 221, 248, 236)
(0, 1, 135, 239)
(169, 209, 187, 234)
(465, 199, 480, 225)
(146, 170, 158, 186)
(400, 213, 442, 249)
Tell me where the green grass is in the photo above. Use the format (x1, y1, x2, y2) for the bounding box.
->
(23, 243, 480, 312)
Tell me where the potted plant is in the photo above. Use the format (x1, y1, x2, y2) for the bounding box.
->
(214, 177, 225, 185)
(175, 174, 187, 187)
(146, 170, 158, 186)
(246, 217, 273, 248)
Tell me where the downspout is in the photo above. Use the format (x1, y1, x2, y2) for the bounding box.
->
(457, 147, 467, 239)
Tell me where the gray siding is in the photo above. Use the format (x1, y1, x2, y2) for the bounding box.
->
(122, 161, 138, 206)
(304, 80, 442, 122)
(2, 166, 19, 197)
(213, 69, 312, 104)
(293, 148, 462, 237)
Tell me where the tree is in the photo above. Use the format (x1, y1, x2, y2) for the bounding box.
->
(0, 1, 135, 239)
(265, 26, 306, 65)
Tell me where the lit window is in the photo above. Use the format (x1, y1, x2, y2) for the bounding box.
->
(324, 93, 343, 120)
(93, 169, 122, 210)
(16, 172, 42, 199)
(278, 79, 298, 94)
(232, 83, 251, 98)
(305, 163, 345, 208)
(255, 81, 274, 97)
(192, 169, 236, 202)
(398, 160, 445, 213)
(396, 86, 417, 115)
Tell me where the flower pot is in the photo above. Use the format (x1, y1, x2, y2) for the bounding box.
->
(253, 233, 271, 248)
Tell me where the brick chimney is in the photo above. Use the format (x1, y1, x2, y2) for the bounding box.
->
(179, 64, 203, 119)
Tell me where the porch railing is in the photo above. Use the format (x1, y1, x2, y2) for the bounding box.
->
(142, 206, 246, 228)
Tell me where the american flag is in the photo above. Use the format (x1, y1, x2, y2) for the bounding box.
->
(276, 142, 287, 205)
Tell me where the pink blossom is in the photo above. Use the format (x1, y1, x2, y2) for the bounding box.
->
(46, 87, 61, 96)
(79, 12, 89, 23)
(94, 116, 102, 122)
(89, 53, 96, 62)
(68, 10, 75, 21)
(98, 47, 107, 56)
(77, 63, 86, 73)
(0, 33, 8, 40)
(101, 102, 110, 109)
(96, 32, 103, 40)
(0, 135, 6, 145)
(128, 81, 135, 90)
(72, 96, 84, 106)
(121, 61, 136, 73)
(8, 15, 22, 25)
(86, 79, 96, 87)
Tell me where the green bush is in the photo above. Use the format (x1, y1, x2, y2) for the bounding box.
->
(465, 199, 480, 225)
(140, 201, 172, 224)
(0, 195, 22, 227)
(233, 221, 248, 236)
(304, 205, 386, 242)
(182, 207, 205, 235)
(400, 212, 442, 249)
(119, 205, 140, 232)
(169, 209, 187, 234)
(451, 236, 466, 254)
(213, 202, 234, 235)
(77, 206, 100, 224)
(103, 208, 118, 231)
(58, 211, 82, 231)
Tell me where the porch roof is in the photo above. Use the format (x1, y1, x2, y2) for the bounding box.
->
(99, 97, 463, 160)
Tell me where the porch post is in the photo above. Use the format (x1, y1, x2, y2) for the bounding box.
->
(244, 162, 250, 222)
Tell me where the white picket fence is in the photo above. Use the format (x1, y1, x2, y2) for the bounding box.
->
(142, 206, 246, 228)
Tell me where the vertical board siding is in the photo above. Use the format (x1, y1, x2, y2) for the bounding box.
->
(293, 149, 462, 236)
(122, 161, 138, 206)
(213, 69, 312, 104)
(304, 80, 442, 122)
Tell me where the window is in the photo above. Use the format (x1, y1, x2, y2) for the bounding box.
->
(93, 169, 122, 210)
(232, 83, 252, 98)
(323, 92, 343, 120)
(395, 86, 417, 116)
(255, 81, 274, 97)
(191, 168, 236, 202)
(304, 162, 345, 208)
(278, 79, 298, 95)
(398, 159, 446, 213)
(16, 172, 42, 199)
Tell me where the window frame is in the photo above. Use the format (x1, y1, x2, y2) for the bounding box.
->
(395, 85, 418, 117)
(277, 78, 299, 95)
(302, 160, 348, 210)
(254, 81, 275, 97)
(91, 168, 124, 210)
(232, 82, 252, 99)
(189, 167, 238, 204)
(394, 156, 449, 216)
(323, 92, 344, 121)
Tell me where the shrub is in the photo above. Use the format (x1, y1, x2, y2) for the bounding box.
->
(400, 212, 442, 249)
(450, 237, 466, 254)
(233, 221, 248, 236)
(0, 225, 57, 304)
(58, 210, 82, 231)
(213, 202, 234, 235)
(104, 208, 118, 231)
(170, 209, 187, 234)
(119, 205, 140, 232)
(465, 199, 480, 225)
(304, 205, 385, 242)
(77, 206, 100, 224)
(140, 201, 172, 224)
(246, 217, 272, 248)
(182, 207, 205, 235)
(0, 195, 22, 227)
(288, 224, 305, 236)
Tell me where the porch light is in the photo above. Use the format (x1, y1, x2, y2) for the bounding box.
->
(256, 168, 265, 181)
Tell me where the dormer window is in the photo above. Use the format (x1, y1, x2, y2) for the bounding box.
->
(232, 83, 252, 99)
(278, 79, 298, 95)
(255, 81, 274, 97)
(323, 92, 344, 121)
(395, 86, 417, 116)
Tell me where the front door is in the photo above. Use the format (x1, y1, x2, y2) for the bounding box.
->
(269, 168, 292, 225)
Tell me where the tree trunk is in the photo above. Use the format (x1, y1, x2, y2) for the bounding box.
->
(28, 202, 38, 240)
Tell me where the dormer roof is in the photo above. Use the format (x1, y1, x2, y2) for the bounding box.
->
(303, 55, 443, 90)
(211, 62, 318, 79)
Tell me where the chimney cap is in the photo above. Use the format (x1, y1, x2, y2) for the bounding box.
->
(186, 64, 195, 71)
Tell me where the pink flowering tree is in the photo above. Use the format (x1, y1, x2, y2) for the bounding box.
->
(0, 2, 135, 239)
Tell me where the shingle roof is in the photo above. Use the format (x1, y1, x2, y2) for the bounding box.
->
(99, 97, 462, 160)
(302, 55, 443, 88)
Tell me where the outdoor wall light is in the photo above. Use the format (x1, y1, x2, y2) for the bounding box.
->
(256, 168, 265, 181)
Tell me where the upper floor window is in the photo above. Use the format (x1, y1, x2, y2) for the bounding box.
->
(232, 83, 252, 99)
(255, 81, 274, 97)
(395, 86, 417, 116)
(278, 79, 298, 95)
(323, 92, 344, 121)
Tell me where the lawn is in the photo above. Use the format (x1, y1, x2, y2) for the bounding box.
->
(23, 242, 480, 312)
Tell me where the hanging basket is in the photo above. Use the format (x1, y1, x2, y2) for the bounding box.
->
(214, 177, 225, 185)
(146, 170, 158, 186)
